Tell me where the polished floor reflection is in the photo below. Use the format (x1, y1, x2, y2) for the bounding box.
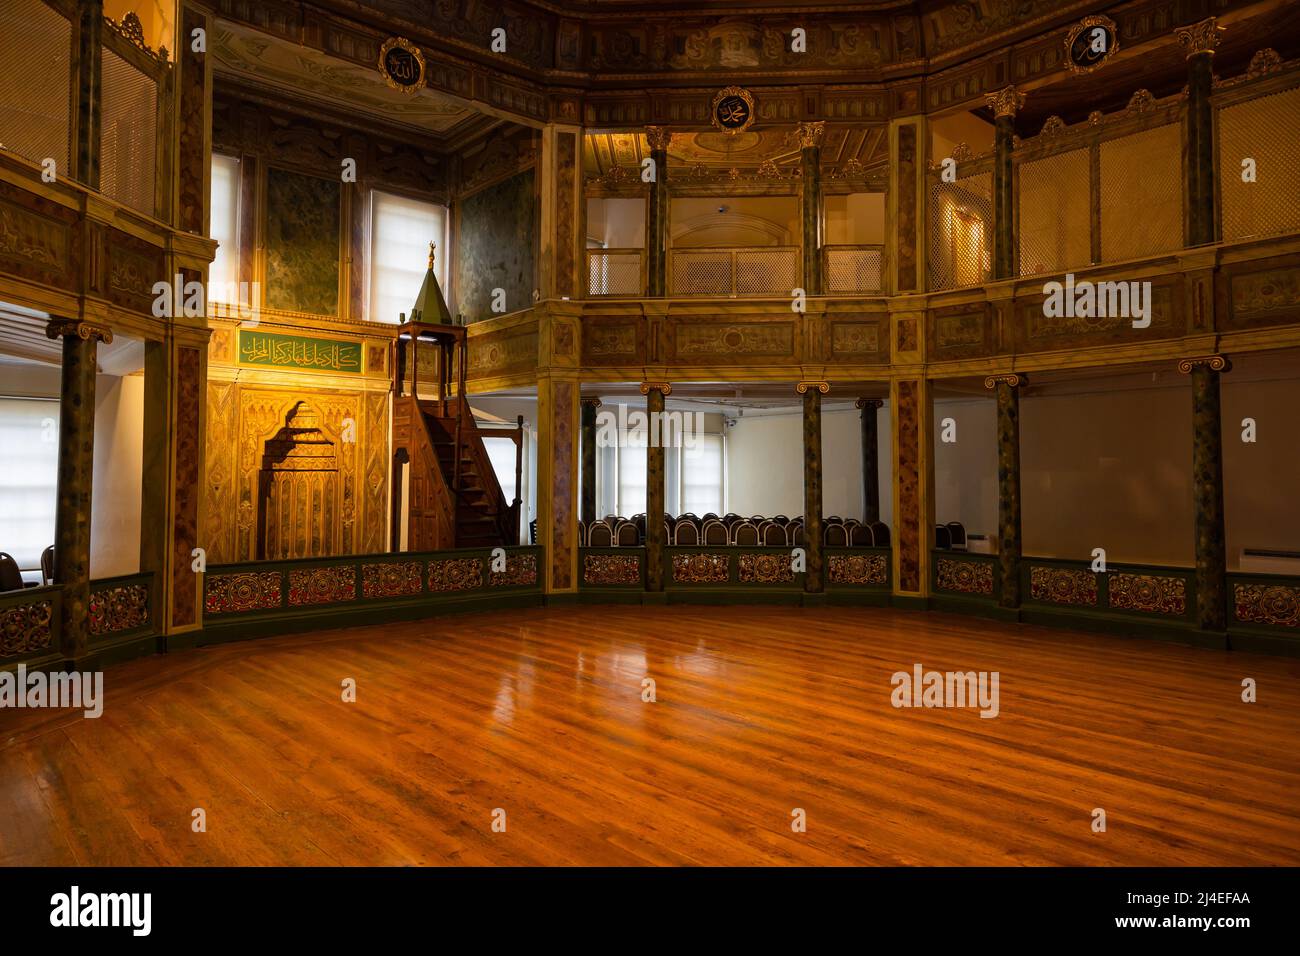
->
(2, 605, 1299, 866)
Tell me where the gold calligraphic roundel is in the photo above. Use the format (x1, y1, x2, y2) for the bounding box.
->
(711, 86, 756, 134)
(1064, 16, 1119, 75)
(379, 37, 425, 94)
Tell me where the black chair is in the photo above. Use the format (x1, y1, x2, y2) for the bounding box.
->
(870, 522, 890, 547)
(732, 521, 760, 546)
(0, 552, 27, 591)
(702, 519, 729, 546)
(615, 520, 640, 546)
(588, 520, 615, 547)
(946, 522, 967, 552)
(935, 525, 952, 550)
(674, 521, 700, 545)
(824, 523, 849, 547)
(850, 523, 873, 547)
(41, 545, 54, 586)
(529, 519, 537, 545)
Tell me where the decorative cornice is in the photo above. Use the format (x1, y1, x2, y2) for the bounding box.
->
(984, 85, 1026, 119)
(103, 12, 168, 63)
(855, 398, 884, 409)
(1126, 89, 1156, 114)
(796, 121, 826, 149)
(645, 126, 672, 152)
(1246, 48, 1283, 79)
(796, 381, 830, 394)
(1177, 355, 1231, 374)
(639, 382, 671, 396)
(46, 320, 113, 344)
(983, 373, 1026, 389)
(1175, 18, 1224, 59)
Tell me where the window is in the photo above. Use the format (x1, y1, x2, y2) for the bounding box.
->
(208, 153, 240, 303)
(680, 433, 724, 515)
(370, 190, 447, 324)
(595, 425, 725, 518)
(0, 398, 59, 578)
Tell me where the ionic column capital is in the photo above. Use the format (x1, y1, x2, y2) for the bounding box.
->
(796, 381, 829, 394)
(579, 395, 603, 408)
(984, 372, 1028, 389)
(855, 398, 884, 409)
(46, 319, 113, 344)
(639, 382, 671, 396)
(1177, 354, 1231, 374)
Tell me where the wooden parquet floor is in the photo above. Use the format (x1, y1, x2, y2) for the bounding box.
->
(2, 605, 1298, 866)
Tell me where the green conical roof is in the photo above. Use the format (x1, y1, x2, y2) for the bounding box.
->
(409, 241, 455, 325)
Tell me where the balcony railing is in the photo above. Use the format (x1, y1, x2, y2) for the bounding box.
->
(669, 246, 800, 297)
(587, 248, 644, 296)
(823, 244, 884, 294)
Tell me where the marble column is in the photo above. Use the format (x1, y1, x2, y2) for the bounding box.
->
(73, 0, 104, 188)
(984, 86, 1026, 281)
(856, 398, 883, 524)
(889, 117, 926, 294)
(537, 374, 580, 596)
(1179, 355, 1230, 630)
(642, 383, 670, 593)
(580, 396, 601, 525)
(46, 319, 112, 661)
(1177, 18, 1223, 246)
(645, 126, 671, 297)
(798, 122, 826, 295)
(986, 373, 1026, 609)
(799, 382, 827, 594)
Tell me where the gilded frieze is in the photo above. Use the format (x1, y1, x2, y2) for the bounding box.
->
(1028, 566, 1099, 606)
(490, 553, 538, 588)
(673, 323, 795, 361)
(738, 552, 795, 584)
(0, 598, 53, 659)
(583, 554, 641, 586)
(288, 566, 357, 606)
(362, 561, 423, 599)
(671, 553, 730, 584)
(1228, 265, 1300, 329)
(1233, 583, 1300, 628)
(828, 553, 888, 586)
(428, 558, 484, 592)
(935, 557, 994, 595)
(1108, 573, 1187, 616)
(88, 584, 150, 636)
(205, 571, 283, 615)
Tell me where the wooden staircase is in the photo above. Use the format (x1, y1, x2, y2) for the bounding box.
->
(387, 245, 522, 552)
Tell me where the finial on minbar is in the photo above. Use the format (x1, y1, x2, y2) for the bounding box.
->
(428, 241, 436, 268)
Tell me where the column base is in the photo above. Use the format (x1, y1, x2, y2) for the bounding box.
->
(642, 591, 669, 606)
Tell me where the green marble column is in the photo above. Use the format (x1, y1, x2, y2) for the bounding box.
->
(1182, 355, 1230, 630)
(800, 382, 826, 594)
(984, 86, 1025, 281)
(856, 398, 883, 524)
(46, 319, 112, 661)
(1177, 18, 1223, 246)
(643, 383, 669, 592)
(580, 397, 600, 525)
(987, 373, 1025, 608)
(798, 122, 825, 295)
(74, 0, 104, 188)
(645, 127, 671, 297)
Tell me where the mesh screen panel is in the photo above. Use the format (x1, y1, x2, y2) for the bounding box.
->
(101, 46, 157, 216)
(671, 250, 732, 295)
(587, 251, 642, 295)
(1099, 123, 1182, 261)
(927, 172, 992, 290)
(825, 246, 884, 293)
(1219, 84, 1300, 242)
(735, 248, 798, 295)
(0, 0, 70, 172)
(1018, 148, 1091, 276)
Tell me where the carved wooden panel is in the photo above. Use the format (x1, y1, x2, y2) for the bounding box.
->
(668, 319, 798, 365)
(1014, 278, 1181, 352)
(928, 304, 993, 360)
(1222, 257, 1300, 331)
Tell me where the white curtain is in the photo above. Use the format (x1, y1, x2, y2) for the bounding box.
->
(681, 433, 724, 515)
(208, 153, 240, 302)
(0, 397, 59, 575)
(370, 190, 447, 324)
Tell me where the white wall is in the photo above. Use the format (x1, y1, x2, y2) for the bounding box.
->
(725, 405, 891, 525)
(586, 197, 645, 248)
(824, 192, 885, 245)
(933, 398, 998, 540)
(1223, 376, 1300, 568)
(90, 373, 143, 577)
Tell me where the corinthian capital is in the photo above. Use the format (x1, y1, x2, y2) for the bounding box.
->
(984, 85, 1027, 119)
(645, 126, 672, 151)
(1175, 18, 1224, 59)
(797, 121, 826, 149)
